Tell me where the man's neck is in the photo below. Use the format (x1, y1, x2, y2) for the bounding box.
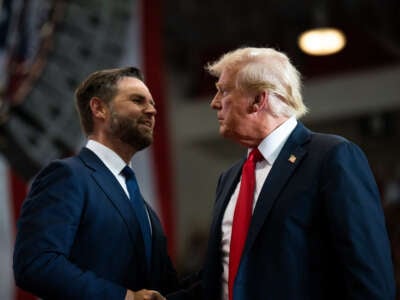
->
(87, 134, 135, 164)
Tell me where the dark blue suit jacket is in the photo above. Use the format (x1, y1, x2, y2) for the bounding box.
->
(13, 148, 178, 299)
(202, 123, 395, 300)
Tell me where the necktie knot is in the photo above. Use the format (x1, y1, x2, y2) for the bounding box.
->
(248, 148, 264, 163)
(122, 165, 135, 179)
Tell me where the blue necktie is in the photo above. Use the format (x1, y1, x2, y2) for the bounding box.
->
(122, 166, 152, 269)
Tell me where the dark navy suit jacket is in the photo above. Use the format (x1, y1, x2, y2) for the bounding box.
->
(202, 123, 395, 300)
(13, 148, 178, 299)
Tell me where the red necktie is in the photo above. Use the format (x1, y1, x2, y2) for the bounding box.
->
(229, 148, 264, 300)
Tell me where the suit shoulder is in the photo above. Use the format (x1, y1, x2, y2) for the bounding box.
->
(30, 155, 87, 191)
(308, 131, 370, 171)
(309, 131, 352, 151)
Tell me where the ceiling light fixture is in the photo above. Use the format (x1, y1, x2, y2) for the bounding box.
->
(298, 27, 346, 56)
(298, 1, 347, 56)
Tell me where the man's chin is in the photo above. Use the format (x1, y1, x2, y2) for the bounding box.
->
(136, 136, 153, 150)
(141, 131, 153, 143)
(219, 127, 231, 138)
(120, 132, 153, 151)
(220, 130, 239, 143)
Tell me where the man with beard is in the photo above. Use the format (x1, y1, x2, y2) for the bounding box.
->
(13, 67, 174, 300)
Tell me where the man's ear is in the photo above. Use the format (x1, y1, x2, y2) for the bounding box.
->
(89, 97, 107, 120)
(251, 91, 268, 112)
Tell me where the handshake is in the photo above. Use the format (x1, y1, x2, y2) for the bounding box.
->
(126, 289, 166, 300)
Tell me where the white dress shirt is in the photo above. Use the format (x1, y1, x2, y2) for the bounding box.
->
(86, 140, 131, 197)
(85, 140, 152, 231)
(220, 117, 297, 300)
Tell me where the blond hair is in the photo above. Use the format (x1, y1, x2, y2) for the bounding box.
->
(206, 47, 308, 118)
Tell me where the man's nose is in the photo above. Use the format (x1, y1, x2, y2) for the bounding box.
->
(210, 95, 220, 109)
(145, 103, 157, 115)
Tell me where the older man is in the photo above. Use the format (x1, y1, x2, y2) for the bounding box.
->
(202, 47, 395, 300)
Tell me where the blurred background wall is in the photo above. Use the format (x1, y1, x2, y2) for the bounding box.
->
(1, 0, 399, 299)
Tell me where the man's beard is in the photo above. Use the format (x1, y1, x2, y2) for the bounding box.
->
(109, 110, 153, 151)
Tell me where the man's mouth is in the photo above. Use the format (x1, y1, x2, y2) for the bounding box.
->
(140, 119, 153, 129)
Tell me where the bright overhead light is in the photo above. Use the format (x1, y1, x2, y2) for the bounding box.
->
(298, 27, 346, 56)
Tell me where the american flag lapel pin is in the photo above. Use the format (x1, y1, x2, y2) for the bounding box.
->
(288, 154, 297, 164)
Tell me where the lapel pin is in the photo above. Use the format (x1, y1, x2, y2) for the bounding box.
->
(288, 154, 297, 164)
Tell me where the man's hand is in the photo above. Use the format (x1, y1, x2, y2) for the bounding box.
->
(125, 289, 166, 300)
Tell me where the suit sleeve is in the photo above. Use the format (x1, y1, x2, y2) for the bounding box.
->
(321, 141, 395, 299)
(13, 161, 126, 300)
(145, 205, 202, 299)
(166, 176, 228, 300)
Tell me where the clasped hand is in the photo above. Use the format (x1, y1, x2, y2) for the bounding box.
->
(126, 289, 166, 300)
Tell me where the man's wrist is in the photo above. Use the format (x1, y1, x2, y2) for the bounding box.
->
(125, 289, 135, 300)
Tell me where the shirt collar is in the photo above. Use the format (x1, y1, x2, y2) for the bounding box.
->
(86, 140, 131, 175)
(252, 116, 297, 165)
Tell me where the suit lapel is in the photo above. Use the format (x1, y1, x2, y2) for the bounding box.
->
(78, 148, 141, 246)
(243, 123, 311, 255)
(210, 161, 244, 243)
(204, 160, 244, 296)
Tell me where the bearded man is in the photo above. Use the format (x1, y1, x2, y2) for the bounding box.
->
(13, 67, 176, 300)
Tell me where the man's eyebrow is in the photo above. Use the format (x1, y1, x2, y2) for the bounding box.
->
(129, 93, 146, 99)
